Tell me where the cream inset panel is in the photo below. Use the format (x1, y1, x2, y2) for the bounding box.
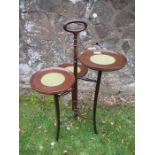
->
(90, 54, 116, 65)
(41, 73, 65, 87)
(65, 66, 81, 73)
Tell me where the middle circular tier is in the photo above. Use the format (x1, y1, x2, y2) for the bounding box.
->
(59, 63, 88, 77)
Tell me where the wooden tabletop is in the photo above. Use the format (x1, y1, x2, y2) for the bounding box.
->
(59, 63, 88, 77)
(30, 67, 75, 95)
(80, 50, 127, 72)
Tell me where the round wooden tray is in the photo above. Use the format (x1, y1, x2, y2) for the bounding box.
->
(59, 63, 88, 77)
(80, 50, 127, 71)
(30, 67, 75, 95)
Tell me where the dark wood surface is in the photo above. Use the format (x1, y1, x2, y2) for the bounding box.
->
(59, 63, 88, 77)
(79, 50, 127, 71)
(30, 67, 75, 95)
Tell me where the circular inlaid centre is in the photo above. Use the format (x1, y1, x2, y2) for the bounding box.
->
(65, 66, 81, 73)
(90, 54, 116, 65)
(41, 73, 65, 87)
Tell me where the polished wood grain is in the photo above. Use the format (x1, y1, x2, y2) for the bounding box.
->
(80, 50, 127, 71)
(30, 67, 75, 95)
(59, 63, 88, 77)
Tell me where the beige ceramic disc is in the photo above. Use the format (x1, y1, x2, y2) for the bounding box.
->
(65, 66, 81, 73)
(90, 54, 116, 65)
(41, 73, 65, 87)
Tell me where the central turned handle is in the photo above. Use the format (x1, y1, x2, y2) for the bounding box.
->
(63, 19, 87, 34)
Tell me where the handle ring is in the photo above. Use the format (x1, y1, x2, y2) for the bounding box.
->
(63, 19, 87, 34)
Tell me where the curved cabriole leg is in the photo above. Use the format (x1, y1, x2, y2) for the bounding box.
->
(93, 71, 102, 134)
(54, 95, 60, 141)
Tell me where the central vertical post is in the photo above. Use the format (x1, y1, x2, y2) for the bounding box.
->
(63, 19, 87, 118)
(72, 33, 78, 118)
